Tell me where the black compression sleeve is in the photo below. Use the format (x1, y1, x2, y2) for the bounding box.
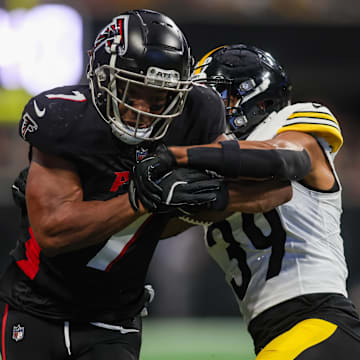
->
(187, 140, 311, 180)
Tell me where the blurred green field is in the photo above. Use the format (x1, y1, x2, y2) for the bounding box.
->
(141, 318, 254, 360)
(0, 318, 254, 360)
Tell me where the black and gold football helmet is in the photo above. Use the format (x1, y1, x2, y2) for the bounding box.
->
(192, 44, 291, 139)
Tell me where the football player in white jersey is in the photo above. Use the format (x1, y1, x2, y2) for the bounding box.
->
(141, 44, 360, 359)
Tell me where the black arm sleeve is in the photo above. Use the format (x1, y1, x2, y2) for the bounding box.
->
(187, 140, 312, 181)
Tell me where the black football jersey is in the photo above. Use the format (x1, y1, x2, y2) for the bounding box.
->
(0, 83, 225, 322)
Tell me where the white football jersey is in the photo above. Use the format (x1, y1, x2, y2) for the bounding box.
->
(205, 102, 348, 325)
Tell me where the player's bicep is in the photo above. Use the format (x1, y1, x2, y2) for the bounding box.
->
(271, 131, 335, 190)
(270, 131, 315, 157)
(26, 148, 83, 234)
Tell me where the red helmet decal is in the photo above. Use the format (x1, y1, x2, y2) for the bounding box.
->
(93, 15, 129, 56)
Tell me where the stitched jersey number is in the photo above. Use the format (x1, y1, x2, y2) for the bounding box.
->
(206, 210, 286, 300)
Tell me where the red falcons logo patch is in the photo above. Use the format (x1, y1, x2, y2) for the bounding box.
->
(93, 15, 129, 56)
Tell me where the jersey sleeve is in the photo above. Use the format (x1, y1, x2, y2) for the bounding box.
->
(18, 87, 88, 156)
(19, 95, 67, 155)
(276, 103, 343, 153)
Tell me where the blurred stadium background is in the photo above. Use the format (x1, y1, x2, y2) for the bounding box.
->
(0, 0, 359, 358)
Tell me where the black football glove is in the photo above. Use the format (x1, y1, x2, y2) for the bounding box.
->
(177, 176, 229, 216)
(12, 167, 29, 209)
(129, 166, 228, 213)
(128, 144, 176, 212)
(139, 144, 177, 181)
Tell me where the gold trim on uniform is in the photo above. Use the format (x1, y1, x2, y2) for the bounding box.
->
(193, 45, 227, 75)
(256, 318, 337, 359)
(277, 123, 343, 153)
(288, 111, 339, 126)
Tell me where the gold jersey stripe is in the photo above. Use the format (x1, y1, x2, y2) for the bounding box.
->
(288, 111, 339, 126)
(256, 318, 337, 360)
(277, 123, 343, 153)
(193, 45, 227, 75)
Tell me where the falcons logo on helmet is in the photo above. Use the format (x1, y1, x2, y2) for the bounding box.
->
(93, 15, 129, 56)
(21, 113, 38, 140)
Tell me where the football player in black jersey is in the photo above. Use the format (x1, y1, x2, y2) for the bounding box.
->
(139, 44, 360, 359)
(1, 9, 297, 359)
(0, 10, 236, 360)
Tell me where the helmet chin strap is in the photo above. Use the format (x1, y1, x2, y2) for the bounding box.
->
(227, 97, 247, 131)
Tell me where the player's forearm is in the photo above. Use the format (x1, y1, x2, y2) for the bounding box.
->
(169, 143, 221, 166)
(169, 140, 270, 165)
(170, 140, 311, 181)
(226, 179, 292, 213)
(29, 194, 145, 257)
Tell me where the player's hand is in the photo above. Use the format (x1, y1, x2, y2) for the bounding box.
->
(129, 166, 228, 213)
(128, 144, 177, 212)
(177, 174, 229, 216)
(139, 144, 177, 181)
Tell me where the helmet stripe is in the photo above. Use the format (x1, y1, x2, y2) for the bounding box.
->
(193, 45, 227, 75)
(117, 18, 123, 40)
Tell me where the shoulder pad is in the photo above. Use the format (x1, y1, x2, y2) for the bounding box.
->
(276, 102, 343, 153)
(19, 85, 90, 155)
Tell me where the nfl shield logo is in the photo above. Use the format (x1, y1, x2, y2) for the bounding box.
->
(136, 148, 148, 162)
(12, 324, 24, 342)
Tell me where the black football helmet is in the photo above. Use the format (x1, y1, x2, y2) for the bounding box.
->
(87, 9, 193, 145)
(192, 44, 291, 139)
